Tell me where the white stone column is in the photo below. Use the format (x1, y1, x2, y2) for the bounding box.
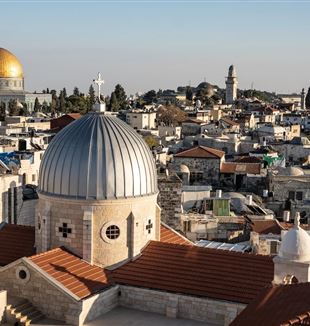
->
(82, 207, 93, 264)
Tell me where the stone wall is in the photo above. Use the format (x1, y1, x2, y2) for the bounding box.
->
(36, 193, 160, 268)
(79, 286, 119, 324)
(119, 285, 246, 326)
(0, 260, 78, 323)
(173, 157, 222, 186)
(157, 173, 182, 230)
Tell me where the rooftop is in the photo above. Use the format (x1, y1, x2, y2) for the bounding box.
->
(29, 247, 111, 299)
(230, 283, 310, 326)
(175, 146, 225, 159)
(112, 241, 274, 304)
(0, 223, 35, 266)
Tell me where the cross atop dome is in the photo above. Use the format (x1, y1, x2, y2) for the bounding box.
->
(92, 72, 106, 112)
(93, 72, 104, 100)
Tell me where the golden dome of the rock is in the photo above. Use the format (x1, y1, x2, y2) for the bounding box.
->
(0, 48, 23, 78)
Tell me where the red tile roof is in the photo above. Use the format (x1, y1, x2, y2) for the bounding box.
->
(220, 117, 240, 126)
(112, 241, 274, 304)
(220, 162, 261, 174)
(175, 146, 225, 159)
(30, 247, 110, 299)
(160, 223, 192, 245)
(0, 223, 35, 266)
(230, 283, 310, 326)
(250, 220, 284, 235)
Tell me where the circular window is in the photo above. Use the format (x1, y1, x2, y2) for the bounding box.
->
(106, 225, 120, 240)
(16, 266, 30, 283)
(19, 270, 27, 280)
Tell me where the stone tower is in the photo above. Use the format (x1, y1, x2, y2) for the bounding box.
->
(301, 88, 306, 110)
(225, 65, 238, 104)
(36, 75, 160, 269)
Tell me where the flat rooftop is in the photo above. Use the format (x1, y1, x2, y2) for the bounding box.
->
(85, 307, 207, 326)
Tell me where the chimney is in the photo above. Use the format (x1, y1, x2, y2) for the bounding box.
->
(216, 189, 222, 198)
(283, 210, 290, 222)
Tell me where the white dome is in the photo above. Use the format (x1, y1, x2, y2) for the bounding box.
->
(39, 112, 158, 200)
(279, 214, 310, 262)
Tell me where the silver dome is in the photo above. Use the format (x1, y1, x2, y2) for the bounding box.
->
(39, 113, 158, 200)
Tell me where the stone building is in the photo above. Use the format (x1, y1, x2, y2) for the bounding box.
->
(172, 145, 225, 186)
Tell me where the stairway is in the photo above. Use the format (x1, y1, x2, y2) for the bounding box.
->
(6, 298, 44, 325)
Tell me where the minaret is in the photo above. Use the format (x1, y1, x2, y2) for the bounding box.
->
(301, 88, 305, 110)
(225, 65, 238, 104)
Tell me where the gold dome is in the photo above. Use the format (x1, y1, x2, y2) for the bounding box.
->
(0, 48, 23, 78)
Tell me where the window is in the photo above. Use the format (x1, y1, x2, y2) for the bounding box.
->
(296, 192, 303, 201)
(106, 225, 120, 239)
(270, 241, 279, 255)
(32, 174, 36, 182)
(183, 220, 191, 233)
(58, 223, 72, 238)
(288, 191, 295, 200)
(145, 219, 153, 234)
(19, 270, 27, 280)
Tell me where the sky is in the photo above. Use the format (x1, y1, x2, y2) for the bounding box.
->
(1, 0, 310, 96)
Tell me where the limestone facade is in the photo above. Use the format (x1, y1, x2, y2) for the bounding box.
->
(172, 156, 223, 186)
(36, 193, 160, 268)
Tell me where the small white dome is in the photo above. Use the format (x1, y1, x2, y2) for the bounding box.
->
(279, 213, 310, 262)
(180, 164, 190, 174)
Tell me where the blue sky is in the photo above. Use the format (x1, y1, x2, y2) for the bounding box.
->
(1, 1, 310, 95)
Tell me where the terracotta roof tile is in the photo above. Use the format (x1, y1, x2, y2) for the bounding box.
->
(29, 247, 111, 299)
(220, 117, 240, 126)
(230, 283, 310, 326)
(112, 241, 274, 304)
(220, 162, 261, 174)
(250, 220, 284, 235)
(160, 223, 192, 245)
(0, 223, 35, 266)
(175, 146, 225, 159)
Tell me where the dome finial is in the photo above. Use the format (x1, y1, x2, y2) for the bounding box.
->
(294, 212, 301, 228)
(93, 72, 106, 112)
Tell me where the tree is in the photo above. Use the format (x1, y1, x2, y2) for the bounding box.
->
(143, 90, 157, 104)
(143, 135, 159, 149)
(8, 100, 19, 116)
(306, 87, 310, 110)
(88, 84, 96, 111)
(62, 88, 67, 99)
(110, 92, 119, 112)
(59, 91, 66, 112)
(185, 86, 193, 101)
(157, 105, 187, 126)
(0, 102, 6, 121)
(34, 97, 41, 112)
(73, 87, 80, 97)
(114, 84, 127, 110)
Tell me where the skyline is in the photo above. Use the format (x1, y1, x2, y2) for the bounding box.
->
(2, 1, 310, 95)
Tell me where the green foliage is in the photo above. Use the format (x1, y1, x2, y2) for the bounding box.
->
(185, 86, 193, 101)
(143, 135, 159, 149)
(143, 90, 157, 104)
(109, 84, 127, 111)
(88, 84, 96, 111)
(73, 87, 80, 97)
(34, 97, 41, 112)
